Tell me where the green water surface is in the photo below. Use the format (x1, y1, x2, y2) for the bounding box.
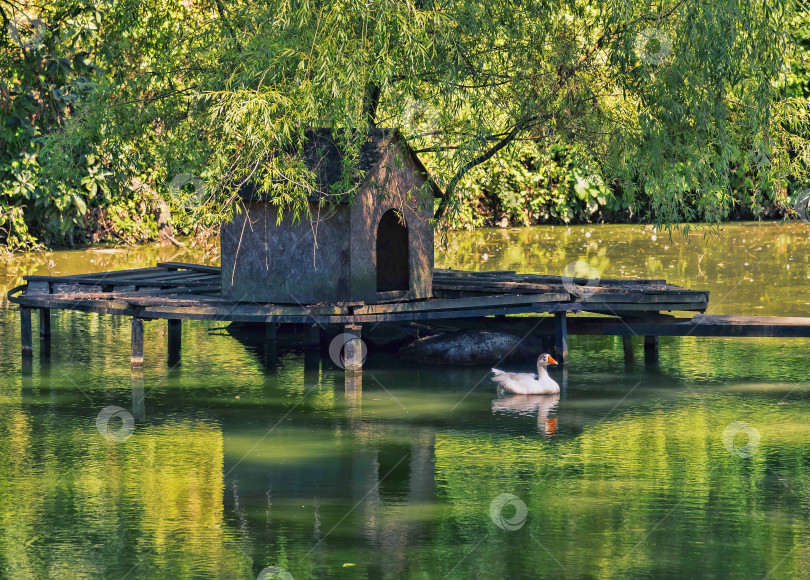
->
(0, 222, 809, 579)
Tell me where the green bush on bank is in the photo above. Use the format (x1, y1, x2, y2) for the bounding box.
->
(449, 136, 796, 230)
(0, 3, 218, 253)
(452, 140, 624, 228)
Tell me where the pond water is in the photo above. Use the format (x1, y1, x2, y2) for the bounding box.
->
(1, 222, 809, 579)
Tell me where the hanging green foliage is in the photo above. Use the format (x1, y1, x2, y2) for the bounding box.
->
(1, 0, 808, 250)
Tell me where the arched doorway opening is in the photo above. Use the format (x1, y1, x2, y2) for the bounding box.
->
(376, 209, 409, 292)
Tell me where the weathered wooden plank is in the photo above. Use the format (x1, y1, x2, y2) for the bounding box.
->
(53, 283, 104, 294)
(569, 291, 709, 304)
(101, 270, 216, 284)
(434, 269, 668, 286)
(131, 285, 223, 296)
(691, 314, 810, 326)
(25, 270, 218, 286)
(69, 278, 217, 289)
(57, 266, 172, 280)
(93, 269, 188, 282)
(120, 296, 350, 315)
(434, 269, 517, 276)
(433, 281, 562, 293)
(433, 278, 699, 297)
(580, 302, 707, 312)
(354, 292, 570, 314)
(26, 281, 51, 295)
(127, 303, 577, 323)
(157, 262, 221, 274)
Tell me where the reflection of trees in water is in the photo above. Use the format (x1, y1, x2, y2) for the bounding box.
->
(4, 358, 810, 578)
(431, 397, 810, 578)
(223, 378, 440, 579)
(0, 398, 248, 578)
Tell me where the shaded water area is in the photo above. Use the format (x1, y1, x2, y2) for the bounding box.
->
(1, 222, 809, 579)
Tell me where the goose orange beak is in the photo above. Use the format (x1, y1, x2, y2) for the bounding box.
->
(547, 355, 559, 365)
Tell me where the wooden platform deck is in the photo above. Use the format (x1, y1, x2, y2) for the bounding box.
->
(8, 262, 710, 324)
(9, 262, 809, 370)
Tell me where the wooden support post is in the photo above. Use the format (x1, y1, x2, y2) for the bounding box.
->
(343, 324, 364, 372)
(554, 312, 568, 364)
(167, 319, 181, 368)
(622, 335, 634, 370)
(265, 322, 277, 342)
(644, 335, 659, 366)
(304, 324, 321, 371)
(20, 307, 33, 358)
(131, 318, 144, 368)
(39, 308, 51, 338)
(306, 324, 320, 351)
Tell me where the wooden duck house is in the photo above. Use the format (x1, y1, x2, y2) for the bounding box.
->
(220, 129, 435, 305)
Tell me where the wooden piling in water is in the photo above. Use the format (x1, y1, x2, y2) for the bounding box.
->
(343, 324, 364, 372)
(39, 308, 51, 338)
(554, 312, 568, 364)
(167, 319, 181, 368)
(20, 307, 33, 358)
(131, 318, 144, 368)
(266, 322, 277, 342)
(622, 335, 634, 369)
(306, 324, 320, 351)
(304, 324, 320, 370)
(644, 335, 659, 366)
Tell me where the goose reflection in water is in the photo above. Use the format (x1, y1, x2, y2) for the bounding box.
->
(491, 394, 561, 436)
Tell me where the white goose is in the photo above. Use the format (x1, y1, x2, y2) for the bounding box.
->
(491, 353, 560, 395)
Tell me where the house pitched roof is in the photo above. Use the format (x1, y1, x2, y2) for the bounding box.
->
(239, 128, 439, 203)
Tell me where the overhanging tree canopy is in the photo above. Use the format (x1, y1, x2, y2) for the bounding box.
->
(6, 0, 810, 235)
